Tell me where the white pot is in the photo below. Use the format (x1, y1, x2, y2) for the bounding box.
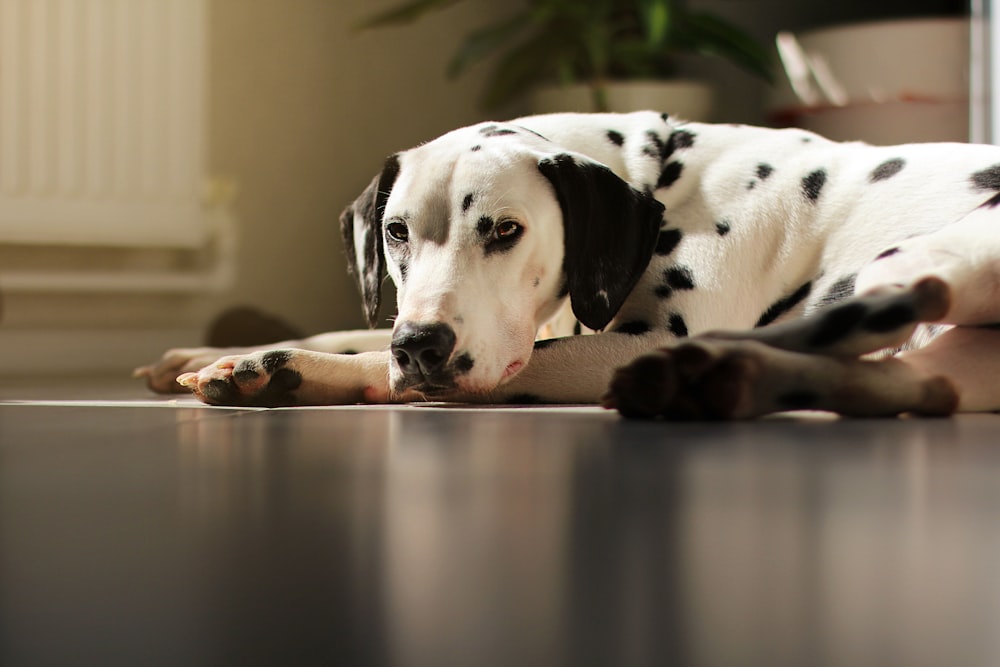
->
(769, 17, 969, 144)
(530, 80, 715, 120)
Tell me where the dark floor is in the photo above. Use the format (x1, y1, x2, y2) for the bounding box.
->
(2, 380, 1000, 667)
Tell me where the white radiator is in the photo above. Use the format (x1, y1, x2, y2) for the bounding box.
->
(0, 0, 207, 249)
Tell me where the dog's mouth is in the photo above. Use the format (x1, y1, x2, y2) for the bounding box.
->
(392, 357, 526, 397)
(402, 375, 455, 395)
(390, 351, 470, 397)
(502, 360, 524, 379)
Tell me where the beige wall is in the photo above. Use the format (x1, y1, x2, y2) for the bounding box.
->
(208, 0, 523, 335)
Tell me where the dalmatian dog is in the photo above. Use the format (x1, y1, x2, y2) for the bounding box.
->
(136, 111, 1000, 418)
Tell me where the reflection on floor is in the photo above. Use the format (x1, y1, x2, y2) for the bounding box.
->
(2, 378, 1000, 667)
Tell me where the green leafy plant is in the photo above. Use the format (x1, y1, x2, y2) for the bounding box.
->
(357, 0, 774, 111)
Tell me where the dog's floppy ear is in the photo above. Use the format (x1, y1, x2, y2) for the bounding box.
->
(339, 154, 401, 327)
(538, 153, 664, 330)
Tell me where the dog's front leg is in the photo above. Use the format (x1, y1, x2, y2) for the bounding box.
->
(467, 331, 677, 404)
(136, 329, 393, 394)
(176, 349, 401, 407)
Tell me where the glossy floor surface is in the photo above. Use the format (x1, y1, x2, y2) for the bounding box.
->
(2, 381, 1000, 666)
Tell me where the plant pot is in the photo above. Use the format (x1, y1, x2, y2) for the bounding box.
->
(768, 17, 969, 144)
(530, 80, 715, 120)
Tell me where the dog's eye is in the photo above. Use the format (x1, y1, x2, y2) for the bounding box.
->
(495, 220, 522, 240)
(386, 221, 409, 243)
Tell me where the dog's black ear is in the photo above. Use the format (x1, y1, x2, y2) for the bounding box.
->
(538, 153, 664, 331)
(339, 154, 401, 327)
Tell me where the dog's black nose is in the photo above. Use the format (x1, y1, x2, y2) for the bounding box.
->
(391, 322, 457, 378)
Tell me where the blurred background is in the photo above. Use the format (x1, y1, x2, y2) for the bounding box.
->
(0, 0, 978, 377)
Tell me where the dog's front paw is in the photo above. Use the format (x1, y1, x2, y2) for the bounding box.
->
(134, 346, 237, 394)
(178, 349, 303, 407)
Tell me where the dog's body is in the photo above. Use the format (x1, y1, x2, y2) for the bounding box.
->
(139, 112, 1000, 418)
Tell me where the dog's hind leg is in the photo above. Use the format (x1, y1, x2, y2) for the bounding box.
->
(701, 277, 951, 358)
(703, 199, 1000, 362)
(896, 327, 1000, 413)
(606, 200, 1000, 419)
(604, 279, 961, 419)
(855, 199, 1000, 326)
(846, 200, 1000, 413)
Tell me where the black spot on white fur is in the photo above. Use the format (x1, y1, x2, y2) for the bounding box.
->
(816, 274, 857, 309)
(668, 313, 689, 337)
(875, 247, 901, 260)
(656, 266, 696, 299)
(870, 158, 905, 182)
(657, 161, 684, 189)
(462, 193, 475, 213)
(655, 228, 683, 256)
(747, 164, 774, 189)
(606, 130, 625, 146)
(479, 125, 517, 138)
(641, 130, 668, 160)
(669, 129, 696, 149)
(615, 320, 651, 336)
(716, 220, 731, 236)
(971, 164, 1000, 190)
(755, 280, 813, 327)
(802, 169, 827, 202)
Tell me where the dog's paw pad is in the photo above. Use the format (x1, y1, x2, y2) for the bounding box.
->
(184, 350, 302, 407)
(202, 378, 240, 404)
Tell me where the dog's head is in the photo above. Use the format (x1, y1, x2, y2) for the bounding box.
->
(340, 121, 664, 398)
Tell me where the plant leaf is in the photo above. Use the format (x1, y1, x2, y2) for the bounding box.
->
(446, 11, 532, 78)
(480, 26, 577, 109)
(608, 36, 668, 79)
(676, 12, 775, 83)
(636, 0, 671, 47)
(354, 0, 464, 31)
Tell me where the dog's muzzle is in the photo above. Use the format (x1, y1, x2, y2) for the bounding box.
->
(391, 322, 458, 392)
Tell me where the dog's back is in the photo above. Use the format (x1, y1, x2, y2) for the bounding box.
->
(516, 112, 1000, 337)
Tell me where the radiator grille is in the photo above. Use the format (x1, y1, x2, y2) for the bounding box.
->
(0, 0, 206, 248)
